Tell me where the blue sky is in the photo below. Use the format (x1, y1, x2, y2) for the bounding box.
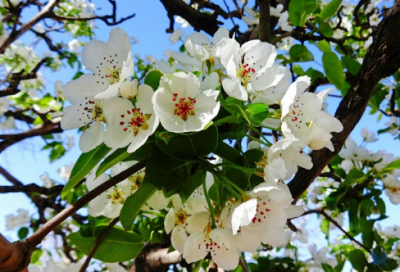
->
(0, 0, 399, 264)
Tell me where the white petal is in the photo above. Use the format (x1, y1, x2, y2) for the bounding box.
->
(171, 226, 188, 253)
(183, 232, 209, 263)
(200, 72, 219, 91)
(79, 122, 104, 152)
(82, 40, 114, 72)
(231, 199, 257, 234)
(222, 78, 247, 101)
(284, 205, 305, 219)
(212, 27, 229, 45)
(186, 212, 209, 233)
(104, 123, 133, 149)
(107, 27, 131, 64)
(73, 73, 108, 96)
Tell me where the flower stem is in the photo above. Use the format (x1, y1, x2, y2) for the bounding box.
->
(203, 180, 217, 229)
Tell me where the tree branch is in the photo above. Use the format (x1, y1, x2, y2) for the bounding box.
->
(258, 0, 271, 42)
(289, 0, 400, 200)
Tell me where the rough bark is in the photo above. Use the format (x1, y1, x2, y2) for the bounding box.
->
(289, 0, 400, 200)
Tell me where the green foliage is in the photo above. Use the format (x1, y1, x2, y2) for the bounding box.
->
(289, 0, 317, 26)
(17, 227, 29, 240)
(314, 16, 334, 37)
(371, 246, 398, 271)
(68, 226, 144, 262)
(349, 249, 368, 272)
(322, 52, 345, 91)
(144, 69, 164, 91)
(342, 56, 362, 76)
(320, 0, 342, 20)
(62, 144, 111, 199)
(289, 45, 315, 62)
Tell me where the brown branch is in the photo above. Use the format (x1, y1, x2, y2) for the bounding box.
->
(258, 0, 271, 42)
(0, 233, 32, 272)
(28, 158, 147, 246)
(0, 165, 23, 186)
(288, 0, 400, 201)
(79, 217, 119, 272)
(0, 184, 64, 195)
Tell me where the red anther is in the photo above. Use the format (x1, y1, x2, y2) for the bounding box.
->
(173, 98, 176, 101)
(123, 128, 128, 131)
(291, 117, 298, 122)
(188, 97, 192, 100)
(113, 65, 116, 68)
(260, 211, 264, 215)
(192, 99, 196, 103)
(252, 218, 256, 223)
(127, 110, 131, 114)
(251, 68, 255, 73)
(173, 93, 178, 97)
(263, 202, 266, 205)
(292, 111, 296, 115)
(137, 108, 140, 111)
(300, 150, 303, 154)
(175, 103, 178, 107)
(84, 107, 88, 110)
(120, 122, 124, 125)
(266, 208, 270, 212)
(121, 114, 124, 118)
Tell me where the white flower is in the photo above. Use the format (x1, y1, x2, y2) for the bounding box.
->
(385, 116, 399, 136)
(278, 11, 293, 31)
(383, 175, 400, 205)
(0, 117, 14, 130)
(276, 36, 295, 51)
(68, 39, 81, 53)
(175, 16, 190, 28)
(361, 127, 378, 142)
(58, 165, 73, 181)
(40, 173, 55, 188)
(6, 209, 30, 230)
(169, 28, 184, 44)
(0, 97, 10, 116)
(280, 77, 343, 151)
(183, 228, 240, 270)
(54, 80, 65, 100)
(119, 78, 138, 100)
(270, 4, 284, 17)
(308, 244, 338, 268)
(220, 38, 281, 101)
(60, 81, 105, 152)
(242, 6, 259, 25)
(153, 72, 220, 133)
(103, 84, 159, 153)
(71, 27, 133, 99)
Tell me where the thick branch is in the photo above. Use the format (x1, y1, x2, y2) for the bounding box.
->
(258, 0, 271, 42)
(0, 234, 32, 272)
(289, 1, 400, 200)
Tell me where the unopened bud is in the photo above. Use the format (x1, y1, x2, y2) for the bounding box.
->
(310, 194, 319, 204)
(120, 79, 138, 99)
(313, 186, 323, 195)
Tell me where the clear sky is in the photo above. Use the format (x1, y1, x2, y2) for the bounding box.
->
(0, 0, 399, 264)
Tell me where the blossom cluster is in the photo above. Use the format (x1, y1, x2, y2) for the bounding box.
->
(59, 26, 343, 269)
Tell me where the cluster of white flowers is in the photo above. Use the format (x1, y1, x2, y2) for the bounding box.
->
(59, 26, 344, 269)
(6, 209, 30, 230)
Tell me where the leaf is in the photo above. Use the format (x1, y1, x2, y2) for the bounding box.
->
(30, 249, 43, 264)
(372, 246, 399, 271)
(378, 158, 400, 174)
(314, 16, 334, 37)
(18, 227, 29, 240)
(341, 169, 366, 187)
(213, 140, 242, 165)
(342, 57, 361, 76)
(289, 45, 314, 62)
(143, 149, 192, 196)
(316, 40, 332, 53)
(322, 52, 345, 91)
(320, 0, 342, 20)
(362, 220, 375, 249)
(304, 68, 325, 83)
(288, 0, 317, 26)
(320, 218, 330, 237)
(62, 144, 111, 199)
(96, 147, 130, 178)
(322, 264, 335, 272)
(156, 125, 218, 160)
(348, 249, 368, 272)
(155, 131, 176, 144)
(242, 103, 269, 126)
(120, 181, 157, 231)
(144, 70, 164, 91)
(179, 169, 206, 203)
(68, 226, 144, 262)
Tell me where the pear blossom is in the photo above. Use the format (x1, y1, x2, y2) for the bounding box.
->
(0, 116, 14, 130)
(0, 97, 10, 116)
(169, 28, 184, 44)
(242, 6, 259, 25)
(383, 175, 400, 205)
(280, 77, 343, 151)
(119, 78, 138, 99)
(58, 165, 73, 180)
(308, 244, 338, 268)
(54, 80, 65, 100)
(71, 27, 133, 99)
(68, 39, 81, 53)
(6, 209, 30, 230)
(60, 81, 105, 152)
(361, 127, 378, 142)
(220, 38, 284, 101)
(175, 16, 190, 28)
(385, 116, 399, 136)
(270, 4, 284, 17)
(278, 12, 293, 31)
(103, 84, 159, 153)
(153, 72, 220, 133)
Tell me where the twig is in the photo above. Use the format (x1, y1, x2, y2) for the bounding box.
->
(272, 31, 294, 44)
(79, 217, 119, 272)
(258, 0, 270, 42)
(27, 158, 147, 246)
(0, 165, 23, 186)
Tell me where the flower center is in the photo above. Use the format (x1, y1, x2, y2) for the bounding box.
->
(107, 186, 126, 205)
(128, 169, 145, 191)
(105, 66, 121, 85)
(237, 63, 255, 89)
(175, 208, 190, 226)
(172, 93, 196, 120)
(119, 108, 152, 136)
(84, 100, 105, 122)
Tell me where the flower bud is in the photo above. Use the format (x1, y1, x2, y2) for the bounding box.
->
(312, 186, 323, 195)
(310, 194, 319, 204)
(120, 79, 138, 99)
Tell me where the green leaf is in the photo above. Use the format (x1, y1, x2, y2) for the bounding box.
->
(62, 144, 111, 199)
(342, 57, 361, 76)
(292, 65, 305, 76)
(120, 181, 157, 231)
(304, 68, 325, 83)
(155, 131, 176, 144)
(320, 0, 342, 20)
(213, 140, 242, 165)
(372, 246, 399, 271)
(349, 249, 368, 272)
(362, 220, 375, 249)
(341, 169, 366, 187)
(322, 264, 336, 272)
(378, 158, 400, 174)
(242, 103, 269, 126)
(316, 40, 332, 52)
(179, 169, 206, 203)
(289, 45, 314, 62)
(143, 149, 192, 196)
(68, 226, 144, 262)
(320, 218, 330, 236)
(30, 249, 43, 264)
(144, 70, 164, 91)
(96, 147, 131, 178)
(156, 125, 218, 160)
(288, 0, 317, 26)
(18, 227, 29, 240)
(322, 52, 345, 91)
(124, 140, 158, 162)
(314, 16, 334, 37)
